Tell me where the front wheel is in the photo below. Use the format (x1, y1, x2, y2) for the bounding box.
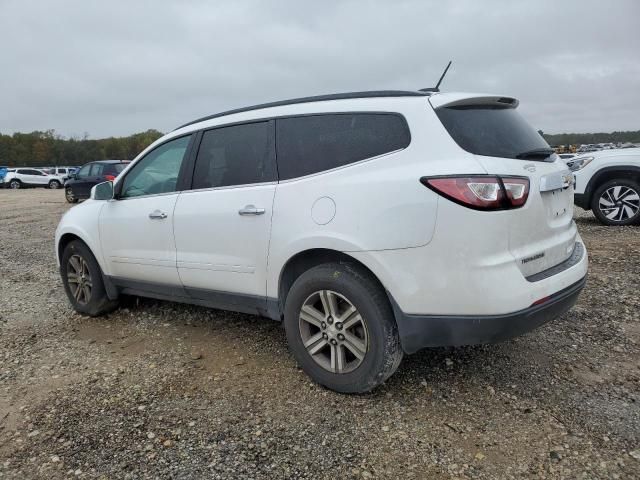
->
(9, 180, 21, 189)
(61, 240, 119, 316)
(591, 179, 640, 226)
(65, 187, 78, 203)
(49, 179, 61, 189)
(284, 263, 403, 393)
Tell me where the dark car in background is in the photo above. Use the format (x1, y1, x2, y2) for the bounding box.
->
(64, 160, 129, 203)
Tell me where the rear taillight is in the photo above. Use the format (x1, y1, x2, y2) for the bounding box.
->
(104, 175, 116, 181)
(420, 175, 529, 211)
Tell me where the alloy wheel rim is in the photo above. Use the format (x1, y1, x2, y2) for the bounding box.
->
(50, 181, 60, 189)
(298, 290, 368, 374)
(599, 186, 640, 222)
(66, 188, 74, 201)
(67, 254, 92, 305)
(10, 181, 19, 189)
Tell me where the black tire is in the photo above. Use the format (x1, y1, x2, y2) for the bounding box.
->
(284, 263, 403, 393)
(60, 240, 119, 316)
(9, 179, 21, 189)
(65, 187, 78, 203)
(591, 178, 640, 226)
(48, 179, 61, 189)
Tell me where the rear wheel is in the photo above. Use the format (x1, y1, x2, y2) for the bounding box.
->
(65, 187, 78, 203)
(284, 263, 403, 393)
(9, 180, 21, 189)
(61, 240, 119, 316)
(48, 179, 61, 189)
(591, 179, 640, 226)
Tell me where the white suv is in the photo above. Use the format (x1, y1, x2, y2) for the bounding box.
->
(4, 168, 65, 189)
(55, 90, 588, 392)
(567, 148, 640, 225)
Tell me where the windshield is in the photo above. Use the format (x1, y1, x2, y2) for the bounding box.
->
(436, 106, 553, 161)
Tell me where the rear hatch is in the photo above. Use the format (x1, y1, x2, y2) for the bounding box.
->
(431, 94, 577, 278)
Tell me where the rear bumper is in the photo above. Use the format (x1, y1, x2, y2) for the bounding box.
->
(392, 275, 586, 354)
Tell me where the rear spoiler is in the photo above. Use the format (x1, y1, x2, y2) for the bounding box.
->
(429, 94, 519, 110)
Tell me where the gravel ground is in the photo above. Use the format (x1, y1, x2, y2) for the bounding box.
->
(0, 189, 638, 479)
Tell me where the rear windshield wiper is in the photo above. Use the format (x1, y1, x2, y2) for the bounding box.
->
(515, 148, 555, 160)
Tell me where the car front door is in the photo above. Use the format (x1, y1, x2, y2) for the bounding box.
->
(99, 134, 193, 288)
(83, 163, 107, 194)
(173, 121, 277, 309)
(23, 169, 47, 185)
(71, 164, 93, 197)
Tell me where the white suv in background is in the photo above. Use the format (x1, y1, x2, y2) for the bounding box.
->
(55, 90, 588, 392)
(567, 148, 640, 225)
(4, 168, 65, 189)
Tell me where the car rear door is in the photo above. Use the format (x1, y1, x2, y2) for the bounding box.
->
(173, 121, 276, 308)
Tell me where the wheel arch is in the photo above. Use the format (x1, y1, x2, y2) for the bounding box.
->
(276, 248, 394, 321)
(57, 232, 119, 300)
(584, 166, 640, 205)
(57, 232, 84, 266)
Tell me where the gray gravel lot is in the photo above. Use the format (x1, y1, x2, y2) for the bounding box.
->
(0, 189, 638, 479)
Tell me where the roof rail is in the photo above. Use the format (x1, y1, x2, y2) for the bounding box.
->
(174, 90, 430, 130)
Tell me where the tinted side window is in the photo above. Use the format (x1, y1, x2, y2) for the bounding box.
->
(120, 135, 191, 198)
(89, 164, 104, 176)
(192, 121, 275, 189)
(77, 164, 91, 177)
(276, 113, 410, 180)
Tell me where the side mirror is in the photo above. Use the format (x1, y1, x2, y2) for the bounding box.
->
(91, 181, 114, 201)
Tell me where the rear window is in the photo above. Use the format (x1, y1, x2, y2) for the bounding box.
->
(103, 163, 127, 175)
(276, 113, 410, 180)
(436, 106, 551, 160)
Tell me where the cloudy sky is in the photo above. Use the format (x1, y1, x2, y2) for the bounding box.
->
(1, 0, 639, 138)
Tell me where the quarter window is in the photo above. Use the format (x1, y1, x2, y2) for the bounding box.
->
(192, 121, 275, 189)
(276, 113, 410, 180)
(120, 135, 191, 198)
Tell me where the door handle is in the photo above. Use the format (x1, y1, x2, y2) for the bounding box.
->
(149, 210, 168, 220)
(238, 205, 265, 216)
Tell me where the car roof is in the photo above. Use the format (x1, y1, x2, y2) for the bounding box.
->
(174, 90, 431, 130)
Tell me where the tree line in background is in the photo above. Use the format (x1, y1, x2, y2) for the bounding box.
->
(0, 129, 164, 167)
(542, 130, 640, 146)
(1, 128, 639, 168)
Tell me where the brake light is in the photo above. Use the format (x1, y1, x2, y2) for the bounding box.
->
(104, 175, 116, 181)
(421, 176, 529, 210)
